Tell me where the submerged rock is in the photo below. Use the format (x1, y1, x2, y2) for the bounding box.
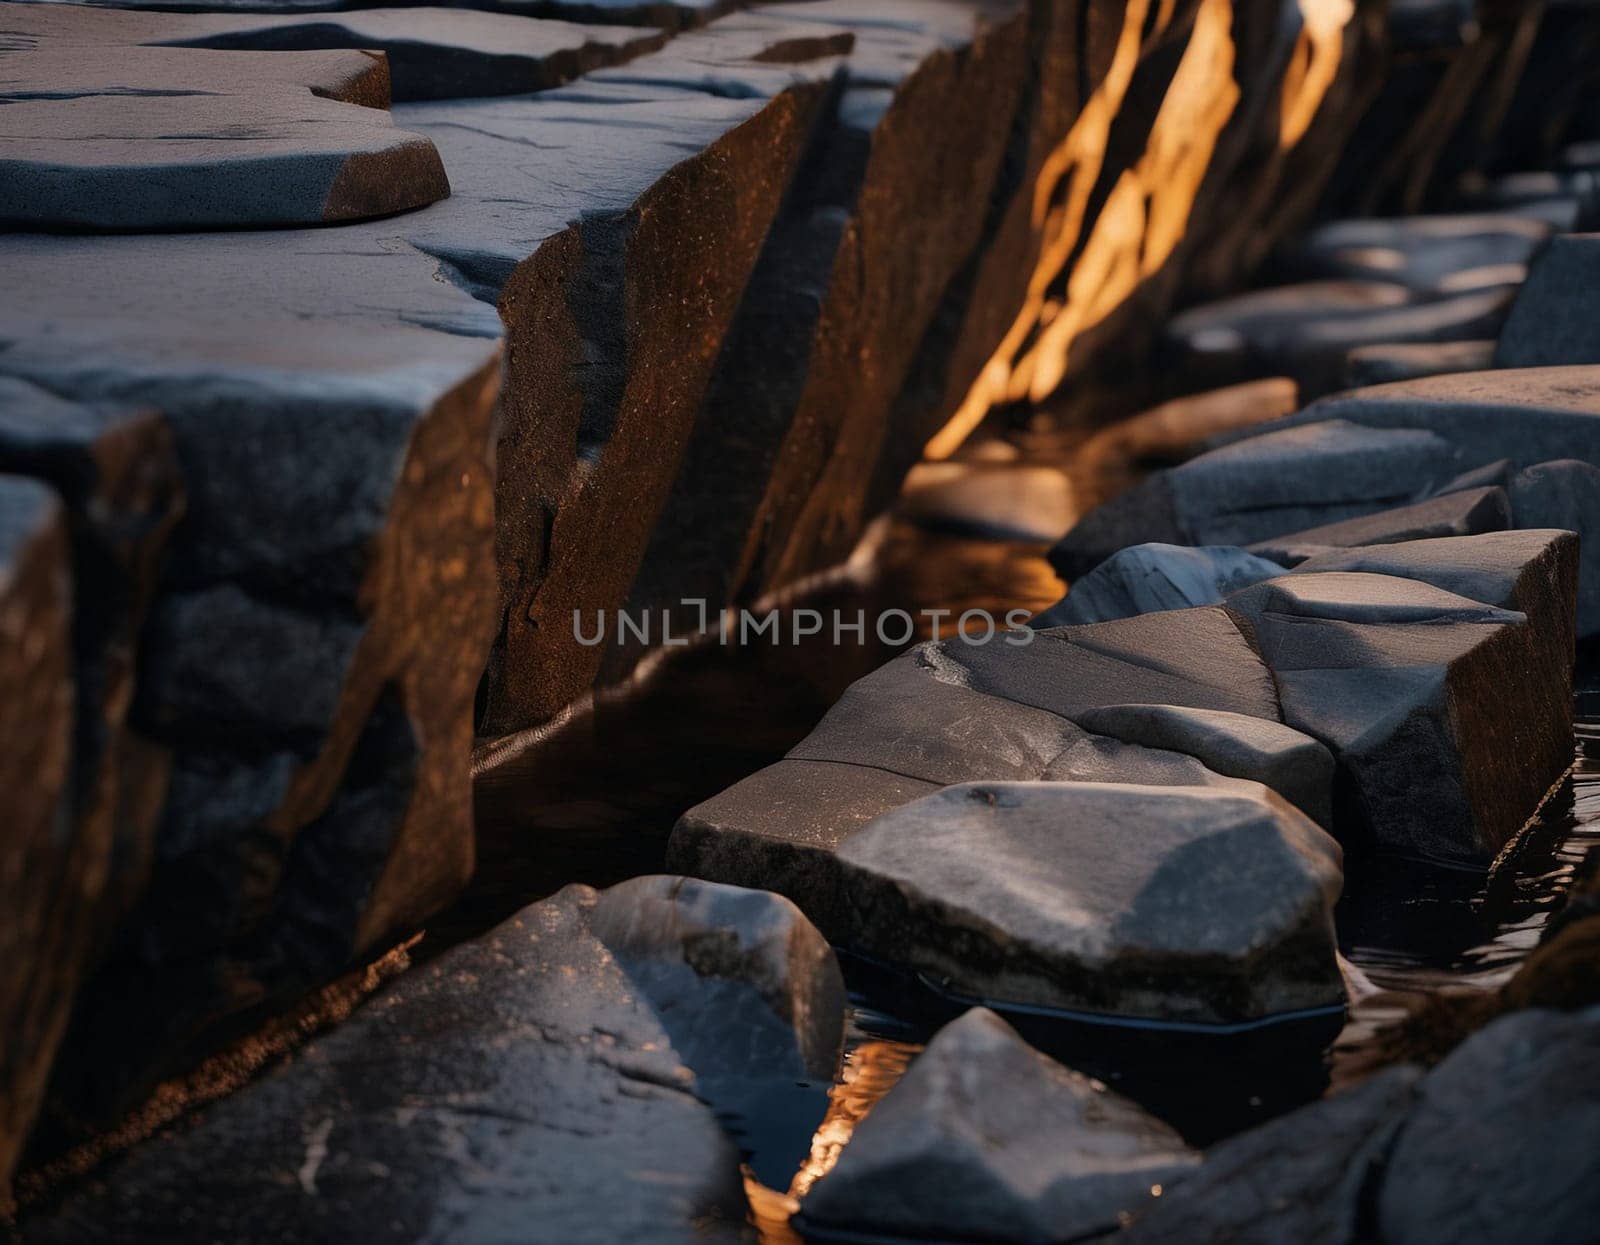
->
(798, 1008, 1198, 1245)
(1033, 544, 1282, 626)
(834, 781, 1345, 1025)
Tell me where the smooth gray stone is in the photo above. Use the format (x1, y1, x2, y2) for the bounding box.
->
(1033, 544, 1286, 626)
(1496, 233, 1600, 367)
(898, 462, 1075, 543)
(1049, 420, 1461, 578)
(1037, 733, 1254, 791)
(1247, 485, 1512, 564)
(1282, 213, 1551, 297)
(1434, 457, 1513, 494)
(1075, 704, 1335, 826)
(834, 781, 1345, 1024)
(21, 883, 773, 1244)
(798, 1008, 1199, 1245)
(1121, 1066, 1423, 1245)
(0, 2, 669, 101)
(46, 0, 733, 24)
(1344, 338, 1495, 387)
(1508, 459, 1600, 636)
(0, 46, 450, 230)
(1225, 570, 1575, 863)
(1378, 1007, 1600, 1245)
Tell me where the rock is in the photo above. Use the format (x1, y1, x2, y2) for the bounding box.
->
(833, 781, 1345, 1024)
(898, 462, 1075, 543)
(1344, 338, 1495, 387)
(1246, 484, 1512, 564)
(0, 46, 450, 230)
(21, 882, 823, 1244)
(1049, 420, 1461, 580)
(1278, 213, 1551, 297)
(1496, 232, 1600, 367)
(1161, 279, 1514, 397)
(1033, 544, 1284, 626)
(797, 1008, 1199, 1245)
(0, 477, 75, 1190)
(54, 0, 733, 24)
(1225, 569, 1574, 863)
(1074, 704, 1335, 827)
(1120, 1066, 1422, 1244)
(0, 1, 668, 101)
(1377, 1007, 1600, 1245)
(1473, 169, 1600, 232)
(1507, 460, 1600, 637)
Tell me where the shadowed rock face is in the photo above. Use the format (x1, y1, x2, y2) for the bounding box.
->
(19, 878, 844, 1245)
(1496, 231, 1600, 366)
(798, 1008, 1200, 1245)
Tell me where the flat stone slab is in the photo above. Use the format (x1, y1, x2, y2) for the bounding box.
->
(0, 2, 667, 101)
(1247, 484, 1512, 564)
(1343, 338, 1495, 387)
(834, 781, 1345, 1024)
(1280, 213, 1551, 296)
(1496, 232, 1600, 366)
(798, 1008, 1199, 1245)
(0, 46, 449, 229)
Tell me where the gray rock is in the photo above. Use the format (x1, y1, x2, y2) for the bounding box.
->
(1496, 232, 1600, 367)
(1120, 1066, 1422, 1244)
(1075, 704, 1335, 826)
(835, 781, 1345, 1025)
(1033, 544, 1285, 626)
(52, 0, 733, 23)
(1508, 459, 1600, 636)
(1246, 484, 1512, 564)
(22, 883, 780, 1244)
(1378, 1007, 1600, 1245)
(0, 46, 450, 230)
(1281, 213, 1551, 297)
(1225, 570, 1574, 863)
(798, 1008, 1199, 1245)
(1344, 338, 1495, 387)
(1050, 420, 1461, 579)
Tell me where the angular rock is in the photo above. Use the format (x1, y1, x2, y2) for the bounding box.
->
(798, 1008, 1199, 1245)
(0, 1, 668, 101)
(1496, 232, 1600, 366)
(1050, 420, 1461, 580)
(0, 477, 75, 1190)
(1507, 459, 1600, 636)
(834, 781, 1345, 1024)
(21, 882, 833, 1244)
(1247, 484, 1512, 565)
(0, 47, 450, 230)
(1378, 1007, 1600, 1245)
(1344, 338, 1495, 387)
(1074, 704, 1335, 827)
(1225, 570, 1574, 863)
(1120, 1066, 1422, 1244)
(1033, 544, 1284, 627)
(1278, 213, 1551, 297)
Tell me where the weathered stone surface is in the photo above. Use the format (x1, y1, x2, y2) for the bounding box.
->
(1508, 460, 1600, 636)
(1378, 1007, 1600, 1245)
(1050, 420, 1461, 580)
(798, 1008, 1199, 1245)
(1225, 569, 1574, 863)
(1495, 232, 1600, 366)
(834, 781, 1345, 1024)
(1075, 704, 1335, 827)
(1120, 1066, 1422, 1244)
(0, 46, 450, 230)
(1278, 213, 1551, 297)
(52, 0, 732, 24)
(0, 1, 667, 101)
(1343, 338, 1495, 387)
(899, 462, 1074, 543)
(0, 477, 75, 1190)
(1246, 484, 1512, 564)
(1033, 544, 1283, 627)
(21, 883, 796, 1244)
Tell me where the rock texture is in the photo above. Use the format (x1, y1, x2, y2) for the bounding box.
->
(1495, 231, 1600, 366)
(1032, 544, 1284, 626)
(798, 1008, 1199, 1245)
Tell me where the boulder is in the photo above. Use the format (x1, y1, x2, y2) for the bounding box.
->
(1343, 338, 1495, 387)
(1246, 484, 1512, 564)
(1378, 1007, 1600, 1245)
(798, 1008, 1199, 1245)
(1225, 570, 1574, 863)
(1278, 213, 1551, 297)
(1120, 1066, 1422, 1244)
(1074, 704, 1335, 826)
(833, 781, 1345, 1025)
(1033, 544, 1283, 627)
(898, 462, 1075, 543)
(1496, 232, 1600, 367)
(23, 879, 844, 1243)
(0, 46, 450, 230)
(1507, 459, 1600, 636)
(1050, 420, 1461, 580)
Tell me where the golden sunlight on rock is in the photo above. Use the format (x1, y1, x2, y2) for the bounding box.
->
(1282, 0, 1357, 147)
